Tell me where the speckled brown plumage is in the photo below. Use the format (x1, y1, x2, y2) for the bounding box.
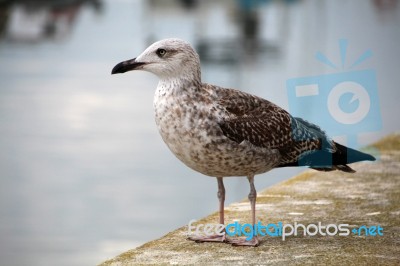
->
(112, 38, 376, 246)
(216, 87, 329, 165)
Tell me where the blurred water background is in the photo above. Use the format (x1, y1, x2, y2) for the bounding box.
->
(0, 0, 399, 265)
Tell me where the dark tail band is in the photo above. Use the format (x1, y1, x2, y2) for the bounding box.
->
(277, 141, 375, 173)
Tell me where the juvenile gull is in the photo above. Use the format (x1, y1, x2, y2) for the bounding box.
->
(111, 38, 375, 246)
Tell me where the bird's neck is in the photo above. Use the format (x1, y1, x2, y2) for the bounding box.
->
(157, 63, 201, 91)
(158, 75, 201, 96)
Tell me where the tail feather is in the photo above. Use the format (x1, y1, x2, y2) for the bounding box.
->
(277, 141, 375, 173)
(311, 164, 356, 173)
(333, 142, 375, 165)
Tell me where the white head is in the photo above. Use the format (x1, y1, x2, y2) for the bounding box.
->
(112, 38, 201, 83)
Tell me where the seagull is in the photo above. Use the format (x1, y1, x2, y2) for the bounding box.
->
(111, 38, 375, 246)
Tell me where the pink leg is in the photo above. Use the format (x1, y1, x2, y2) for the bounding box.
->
(188, 177, 226, 243)
(228, 175, 259, 247)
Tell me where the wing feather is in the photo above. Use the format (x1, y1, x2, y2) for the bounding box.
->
(217, 89, 334, 164)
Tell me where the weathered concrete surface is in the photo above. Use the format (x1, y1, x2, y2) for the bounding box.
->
(100, 134, 400, 265)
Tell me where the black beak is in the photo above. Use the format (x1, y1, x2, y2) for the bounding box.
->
(111, 58, 146, 74)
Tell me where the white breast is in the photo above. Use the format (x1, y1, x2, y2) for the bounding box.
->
(153, 83, 203, 165)
(153, 82, 281, 177)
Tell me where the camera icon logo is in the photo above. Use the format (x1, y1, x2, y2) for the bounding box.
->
(286, 40, 382, 143)
(327, 81, 370, 125)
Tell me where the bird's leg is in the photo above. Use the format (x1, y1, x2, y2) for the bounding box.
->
(217, 176, 225, 225)
(228, 175, 259, 247)
(187, 177, 226, 243)
(248, 175, 257, 226)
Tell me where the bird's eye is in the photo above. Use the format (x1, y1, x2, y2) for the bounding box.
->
(156, 48, 166, 57)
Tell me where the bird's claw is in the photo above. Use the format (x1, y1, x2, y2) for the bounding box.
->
(187, 234, 226, 243)
(226, 236, 259, 247)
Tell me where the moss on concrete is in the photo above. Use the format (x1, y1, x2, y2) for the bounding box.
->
(100, 134, 400, 265)
(372, 133, 400, 151)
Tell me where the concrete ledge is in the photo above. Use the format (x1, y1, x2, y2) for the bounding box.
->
(100, 134, 400, 265)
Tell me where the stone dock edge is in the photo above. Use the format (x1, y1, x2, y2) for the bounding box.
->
(100, 133, 400, 265)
